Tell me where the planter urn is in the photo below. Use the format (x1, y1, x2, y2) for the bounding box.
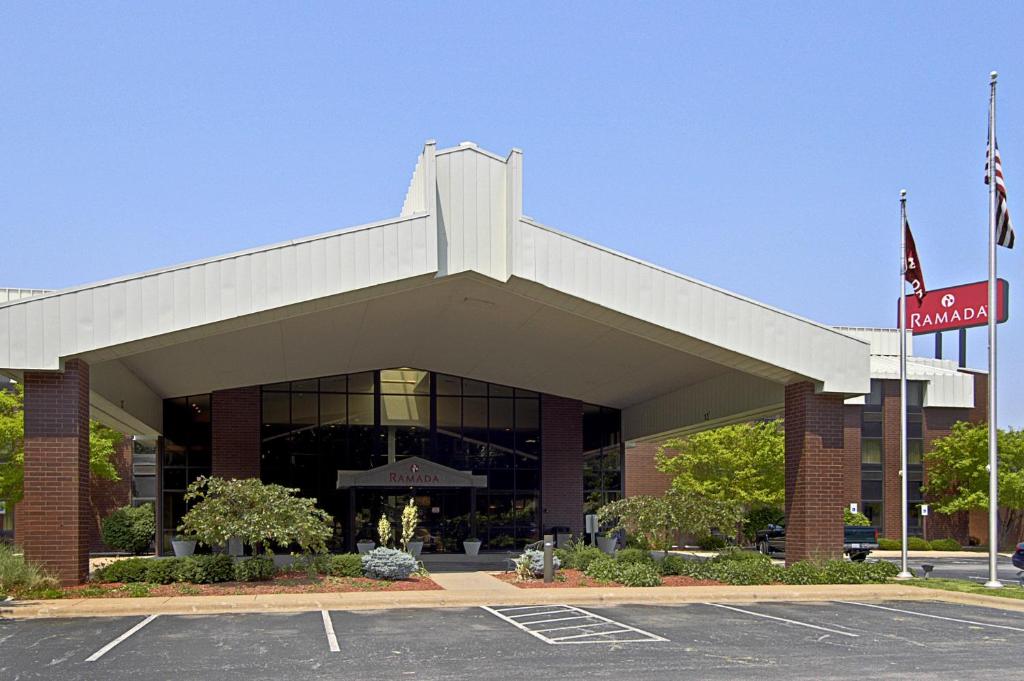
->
(463, 540, 482, 556)
(356, 541, 376, 554)
(172, 539, 197, 557)
(407, 540, 424, 557)
(597, 536, 618, 555)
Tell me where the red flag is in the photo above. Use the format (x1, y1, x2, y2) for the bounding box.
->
(904, 216, 926, 300)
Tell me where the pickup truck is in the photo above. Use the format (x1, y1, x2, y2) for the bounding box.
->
(755, 524, 879, 562)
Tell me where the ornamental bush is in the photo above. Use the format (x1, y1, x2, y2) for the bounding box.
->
(93, 557, 150, 583)
(234, 556, 276, 582)
(513, 549, 561, 579)
(101, 504, 155, 555)
(907, 537, 932, 551)
(143, 559, 178, 584)
(362, 547, 418, 580)
(327, 553, 363, 578)
(877, 538, 901, 550)
(844, 509, 871, 526)
(929, 538, 961, 551)
(172, 557, 207, 584)
(584, 556, 662, 586)
(195, 554, 235, 583)
(554, 540, 605, 571)
(0, 543, 58, 596)
(614, 548, 655, 565)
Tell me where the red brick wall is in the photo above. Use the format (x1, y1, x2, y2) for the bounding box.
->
(783, 382, 845, 564)
(880, 380, 903, 540)
(624, 441, 671, 497)
(843, 406, 862, 508)
(541, 395, 584, 536)
(21, 359, 91, 585)
(89, 436, 133, 552)
(212, 386, 261, 480)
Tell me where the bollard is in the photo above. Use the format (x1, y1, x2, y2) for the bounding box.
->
(543, 534, 554, 583)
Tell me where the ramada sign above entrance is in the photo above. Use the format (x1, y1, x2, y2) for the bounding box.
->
(902, 279, 1009, 335)
(336, 457, 489, 489)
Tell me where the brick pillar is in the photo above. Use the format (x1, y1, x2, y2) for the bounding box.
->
(541, 395, 584, 536)
(90, 435, 133, 552)
(624, 440, 671, 497)
(22, 359, 91, 585)
(212, 386, 261, 479)
(784, 382, 845, 564)
(880, 380, 902, 539)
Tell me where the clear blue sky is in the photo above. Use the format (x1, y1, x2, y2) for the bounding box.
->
(1, 4, 1021, 426)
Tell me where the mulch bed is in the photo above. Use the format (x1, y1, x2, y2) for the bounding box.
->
(493, 569, 721, 588)
(61, 572, 441, 599)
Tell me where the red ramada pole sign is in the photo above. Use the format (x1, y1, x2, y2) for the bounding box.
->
(901, 279, 1010, 335)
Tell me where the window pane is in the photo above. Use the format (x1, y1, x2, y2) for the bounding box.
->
(489, 383, 513, 398)
(436, 374, 461, 395)
(514, 398, 539, 456)
(582, 403, 602, 452)
(866, 379, 883, 406)
(348, 371, 375, 393)
(320, 374, 347, 392)
(489, 398, 514, 460)
(907, 382, 924, 408)
(861, 439, 882, 464)
(381, 394, 429, 427)
(380, 368, 429, 395)
(463, 379, 487, 396)
(908, 439, 923, 465)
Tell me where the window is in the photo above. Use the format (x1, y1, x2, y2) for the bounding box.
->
(860, 384, 883, 527)
(582, 404, 623, 519)
(161, 395, 212, 552)
(131, 437, 158, 506)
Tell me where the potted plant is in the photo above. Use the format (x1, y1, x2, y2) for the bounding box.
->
(356, 538, 376, 554)
(171, 534, 197, 557)
(401, 499, 423, 557)
(596, 532, 618, 555)
(463, 537, 482, 556)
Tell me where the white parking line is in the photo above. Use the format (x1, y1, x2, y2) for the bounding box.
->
(705, 603, 859, 638)
(481, 604, 668, 644)
(507, 609, 573, 619)
(321, 610, 340, 652)
(838, 601, 1024, 633)
(86, 614, 159, 662)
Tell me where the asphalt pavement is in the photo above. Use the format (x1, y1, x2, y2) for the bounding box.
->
(877, 554, 1022, 584)
(3, 600, 1023, 680)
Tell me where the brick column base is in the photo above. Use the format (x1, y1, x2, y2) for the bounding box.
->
(784, 382, 845, 565)
(541, 395, 584, 536)
(22, 359, 91, 586)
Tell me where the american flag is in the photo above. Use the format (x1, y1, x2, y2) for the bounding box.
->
(986, 135, 1015, 248)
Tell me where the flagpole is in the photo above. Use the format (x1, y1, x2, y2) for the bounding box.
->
(897, 189, 912, 580)
(985, 71, 1002, 588)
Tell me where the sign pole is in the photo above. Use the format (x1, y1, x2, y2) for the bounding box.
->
(985, 72, 1002, 588)
(897, 189, 912, 580)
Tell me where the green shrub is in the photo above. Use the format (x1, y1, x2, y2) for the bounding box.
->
(696, 535, 729, 550)
(821, 560, 868, 584)
(844, 509, 871, 526)
(780, 561, 825, 585)
(614, 548, 654, 565)
(362, 547, 418, 580)
(234, 556, 276, 582)
(101, 504, 155, 555)
(554, 540, 605, 571)
(863, 560, 901, 581)
(173, 557, 208, 584)
(877, 538, 901, 550)
(327, 554, 363, 578)
(658, 555, 690, 576)
(615, 562, 662, 587)
(194, 554, 235, 583)
(123, 582, 152, 598)
(713, 548, 771, 564)
(143, 559, 179, 584)
(707, 559, 781, 585)
(907, 537, 932, 551)
(0, 543, 58, 595)
(928, 538, 961, 551)
(93, 557, 151, 583)
(583, 556, 619, 582)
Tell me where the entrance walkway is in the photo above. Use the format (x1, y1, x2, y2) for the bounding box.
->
(419, 553, 510, 573)
(429, 571, 519, 594)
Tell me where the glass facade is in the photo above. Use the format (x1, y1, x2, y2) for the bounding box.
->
(161, 395, 212, 552)
(259, 368, 562, 552)
(582, 404, 623, 517)
(860, 380, 883, 526)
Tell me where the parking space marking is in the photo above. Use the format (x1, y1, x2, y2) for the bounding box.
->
(321, 610, 340, 653)
(838, 601, 1024, 633)
(481, 605, 668, 645)
(85, 614, 159, 662)
(705, 603, 859, 638)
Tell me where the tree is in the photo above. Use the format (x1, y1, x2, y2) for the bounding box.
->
(179, 476, 333, 555)
(0, 382, 123, 504)
(922, 421, 1024, 549)
(596, 490, 743, 554)
(656, 420, 784, 540)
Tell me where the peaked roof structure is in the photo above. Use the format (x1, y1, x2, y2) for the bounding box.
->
(0, 141, 869, 438)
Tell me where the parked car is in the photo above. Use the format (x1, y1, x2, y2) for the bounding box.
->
(1012, 542, 1024, 571)
(755, 523, 879, 562)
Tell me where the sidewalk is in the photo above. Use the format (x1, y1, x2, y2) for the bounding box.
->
(871, 550, 1014, 559)
(6, 571, 1024, 620)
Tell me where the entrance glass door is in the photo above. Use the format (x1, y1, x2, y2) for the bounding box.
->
(353, 488, 473, 553)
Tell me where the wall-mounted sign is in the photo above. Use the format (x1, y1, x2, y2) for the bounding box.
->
(921, 504, 929, 517)
(901, 279, 1009, 335)
(337, 456, 487, 489)
(849, 502, 858, 515)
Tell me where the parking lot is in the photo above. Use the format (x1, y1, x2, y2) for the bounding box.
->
(3, 599, 1023, 680)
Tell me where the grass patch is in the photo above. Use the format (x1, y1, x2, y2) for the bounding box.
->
(906, 578, 1024, 600)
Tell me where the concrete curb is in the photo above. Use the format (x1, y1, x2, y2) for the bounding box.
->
(7, 581, 1022, 620)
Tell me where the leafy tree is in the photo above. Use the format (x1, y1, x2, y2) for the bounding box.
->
(179, 476, 333, 555)
(0, 382, 122, 504)
(656, 420, 784, 540)
(922, 421, 1024, 549)
(597, 490, 743, 554)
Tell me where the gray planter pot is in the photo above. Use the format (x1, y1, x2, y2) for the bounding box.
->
(227, 536, 244, 557)
(463, 540, 482, 556)
(356, 541, 375, 554)
(407, 540, 424, 557)
(597, 536, 618, 555)
(172, 540, 196, 557)
(649, 550, 668, 560)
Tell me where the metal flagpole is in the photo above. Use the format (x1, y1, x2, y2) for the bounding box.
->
(985, 71, 1002, 588)
(897, 189, 912, 579)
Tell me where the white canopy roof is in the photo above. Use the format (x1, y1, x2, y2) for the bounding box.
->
(0, 141, 869, 437)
